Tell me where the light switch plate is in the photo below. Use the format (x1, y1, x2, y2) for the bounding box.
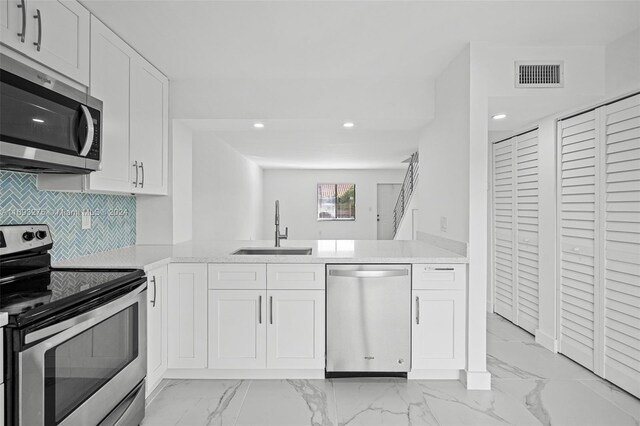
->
(81, 211, 91, 230)
(440, 216, 447, 233)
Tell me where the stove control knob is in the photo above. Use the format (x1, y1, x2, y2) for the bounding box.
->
(22, 231, 35, 241)
(35, 230, 47, 240)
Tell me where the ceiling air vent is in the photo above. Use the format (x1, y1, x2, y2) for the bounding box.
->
(515, 61, 564, 88)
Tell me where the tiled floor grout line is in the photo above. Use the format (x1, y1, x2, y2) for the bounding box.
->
(233, 379, 253, 426)
(331, 379, 340, 426)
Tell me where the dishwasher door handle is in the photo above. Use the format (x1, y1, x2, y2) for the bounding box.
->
(329, 269, 409, 278)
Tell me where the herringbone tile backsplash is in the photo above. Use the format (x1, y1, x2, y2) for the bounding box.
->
(0, 171, 136, 261)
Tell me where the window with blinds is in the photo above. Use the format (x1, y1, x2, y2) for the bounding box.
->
(317, 184, 356, 221)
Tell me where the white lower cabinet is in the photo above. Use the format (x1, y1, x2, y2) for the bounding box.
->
(208, 289, 267, 369)
(207, 263, 326, 372)
(412, 290, 466, 370)
(146, 265, 168, 396)
(411, 264, 467, 371)
(168, 263, 208, 369)
(266, 290, 325, 369)
(208, 289, 325, 370)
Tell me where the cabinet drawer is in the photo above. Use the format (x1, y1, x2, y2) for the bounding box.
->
(208, 264, 266, 289)
(412, 264, 466, 290)
(267, 264, 325, 290)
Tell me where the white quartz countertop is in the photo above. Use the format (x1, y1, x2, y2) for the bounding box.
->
(53, 240, 467, 270)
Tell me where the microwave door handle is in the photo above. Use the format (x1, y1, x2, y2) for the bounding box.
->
(79, 105, 94, 157)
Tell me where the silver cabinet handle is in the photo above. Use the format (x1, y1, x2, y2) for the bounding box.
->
(415, 296, 420, 324)
(329, 269, 409, 278)
(150, 276, 157, 307)
(140, 161, 144, 188)
(33, 9, 41, 51)
(269, 296, 273, 324)
(434, 267, 454, 271)
(79, 105, 94, 157)
(132, 161, 138, 187)
(258, 295, 262, 324)
(17, 0, 26, 42)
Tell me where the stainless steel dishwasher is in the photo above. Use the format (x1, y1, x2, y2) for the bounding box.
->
(326, 264, 411, 376)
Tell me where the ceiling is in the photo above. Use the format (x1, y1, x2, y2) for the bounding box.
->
(82, 0, 640, 168)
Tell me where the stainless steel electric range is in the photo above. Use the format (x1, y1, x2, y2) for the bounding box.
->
(0, 224, 147, 426)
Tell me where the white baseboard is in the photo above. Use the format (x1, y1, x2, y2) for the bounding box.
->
(164, 369, 325, 380)
(535, 329, 558, 353)
(462, 370, 491, 390)
(408, 369, 461, 380)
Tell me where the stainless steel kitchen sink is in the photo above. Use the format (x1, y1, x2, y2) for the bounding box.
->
(231, 247, 313, 255)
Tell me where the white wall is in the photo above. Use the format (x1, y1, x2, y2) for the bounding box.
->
(417, 47, 471, 243)
(606, 28, 640, 98)
(262, 169, 405, 240)
(172, 121, 193, 243)
(192, 134, 263, 240)
(137, 120, 193, 245)
(417, 44, 491, 389)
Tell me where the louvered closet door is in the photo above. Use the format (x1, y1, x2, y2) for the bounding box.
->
(602, 94, 640, 398)
(515, 130, 540, 334)
(558, 110, 600, 371)
(493, 139, 516, 321)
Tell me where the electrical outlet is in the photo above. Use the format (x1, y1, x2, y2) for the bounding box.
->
(440, 216, 447, 233)
(81, 210, 91, 230)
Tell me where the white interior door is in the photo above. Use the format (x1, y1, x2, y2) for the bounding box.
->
(377, 183, 401, 239)
(602, 94, 640, 398)
(492, 138, 516, 322)
(558, 110, 600, 372)
(515, 130, 540, 334)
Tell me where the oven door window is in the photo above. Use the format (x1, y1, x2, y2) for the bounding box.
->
(43, 305, 139, 425)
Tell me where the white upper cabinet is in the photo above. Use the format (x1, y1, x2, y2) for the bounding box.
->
(89, 16, 168, 195)
(0, 0, 89, 85)
(129, 58, 168, 195)
(38, 16, 169, 195)
(88, 17, 132, 193)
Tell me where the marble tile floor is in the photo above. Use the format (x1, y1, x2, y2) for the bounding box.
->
(142, 314, 640, 426)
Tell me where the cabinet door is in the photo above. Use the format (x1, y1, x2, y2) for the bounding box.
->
(130, 57, 168, 195)
(208, 290, 266, 369)
(266, 290, 325, 369)
(146, 265, 168, 396)
(168, 264, 207, 369)
(26, 0, 89, 85)
(412, 290, 465, 370)
(0, 0, 89, 85)
(87, 16, 132, 193)
(0, 0, 24, 52)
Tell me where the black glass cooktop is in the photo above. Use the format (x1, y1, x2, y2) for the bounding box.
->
(0, 268, 145, 328)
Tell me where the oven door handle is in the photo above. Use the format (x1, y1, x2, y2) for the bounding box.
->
(24, 282, 147, 344)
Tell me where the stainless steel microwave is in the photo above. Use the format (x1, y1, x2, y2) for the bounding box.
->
(0, 54, 102, 174)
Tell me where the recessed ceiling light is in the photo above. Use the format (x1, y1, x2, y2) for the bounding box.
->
(492, 114, 507, 120)
(32, 118, 44, 123)
(253, 122, 265, 129)
(343, 122, 355, 128)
